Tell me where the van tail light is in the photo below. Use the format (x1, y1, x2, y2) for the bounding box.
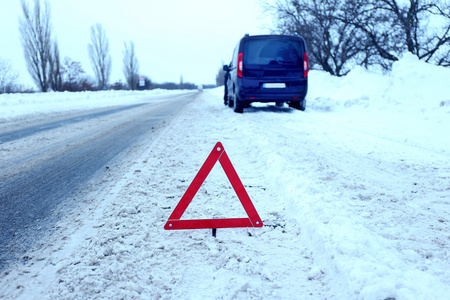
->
(238, 53, 243, 78)
(303, 53, 309, 78)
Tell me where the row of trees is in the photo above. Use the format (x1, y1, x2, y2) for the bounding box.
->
(265, 0, 450, 76)
(6, 0, 202, 93)
(109, 76, 205, 91)
(17, 0, 142, 92)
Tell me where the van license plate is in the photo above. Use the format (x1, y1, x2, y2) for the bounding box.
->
(263, 83, 286, 88)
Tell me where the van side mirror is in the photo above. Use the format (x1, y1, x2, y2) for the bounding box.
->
(223, 65, 230, 72)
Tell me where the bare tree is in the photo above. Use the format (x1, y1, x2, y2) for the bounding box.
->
(215, 64, 225, 86)
(48, 40, 62, 91)
(339, 0, 450, 67)
(0, 58, 19, 93)
(62, 57, 85, 91)
(19, 0, 53, 92)
(88, 23, 112, 90)
(122, 41, 139, 90)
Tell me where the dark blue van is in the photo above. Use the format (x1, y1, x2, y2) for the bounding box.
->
(223, 34, 308, 113)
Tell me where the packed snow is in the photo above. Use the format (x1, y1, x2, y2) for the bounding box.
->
(0, 53, 449, 299)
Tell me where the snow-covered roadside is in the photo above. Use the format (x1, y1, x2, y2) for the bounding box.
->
(1, 54, 449, 299)
(0, 91, 332, 299)
(0, 89, 190, 120)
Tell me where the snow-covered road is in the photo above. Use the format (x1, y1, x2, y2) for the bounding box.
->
(1, 54, 449, 299)
(0, 93, 195, 269)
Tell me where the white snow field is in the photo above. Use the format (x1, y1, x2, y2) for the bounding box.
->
(0, 53, 449, 299)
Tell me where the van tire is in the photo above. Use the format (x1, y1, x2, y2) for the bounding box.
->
(234, 97, 244, 113)
(289, 100, 306, 111)
(228, 97, 234, 108)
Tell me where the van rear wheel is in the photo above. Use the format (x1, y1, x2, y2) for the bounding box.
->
(233, 97, 244, 113)
(228, 96, 234, 108)
(289, 100, 306, 111)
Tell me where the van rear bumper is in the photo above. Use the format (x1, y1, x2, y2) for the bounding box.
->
(237, 77, 308, 102)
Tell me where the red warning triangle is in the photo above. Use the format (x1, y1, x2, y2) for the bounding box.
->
(164, 142, 263, 230)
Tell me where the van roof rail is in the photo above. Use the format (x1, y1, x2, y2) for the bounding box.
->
(245, 33, 249, 37)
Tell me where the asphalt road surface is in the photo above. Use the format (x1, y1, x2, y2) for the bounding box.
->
(0, 92, 196, 270)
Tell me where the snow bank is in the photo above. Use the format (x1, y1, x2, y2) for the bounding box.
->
(389, 53, 450, 110)
(308, 53, 450, 113)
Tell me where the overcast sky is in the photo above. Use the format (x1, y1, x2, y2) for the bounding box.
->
(0, 0, 272, 89)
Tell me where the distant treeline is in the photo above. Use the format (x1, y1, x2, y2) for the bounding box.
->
(110, 78, 216, 91)
(0, 0, 216, 94)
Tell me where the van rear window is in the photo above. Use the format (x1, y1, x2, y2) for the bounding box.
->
(243, 39, 303, 66)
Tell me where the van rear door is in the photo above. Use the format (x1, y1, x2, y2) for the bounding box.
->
(242, 37, 305, 79)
